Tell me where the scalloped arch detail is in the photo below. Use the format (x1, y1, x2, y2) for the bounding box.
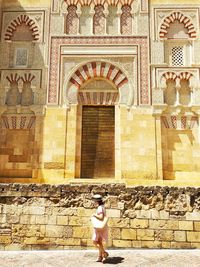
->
(159, 12, 197, 39)
(64, 0, 133, 7)
(4, 15, 39, 41)
(69, 61, 128, 89)
(162, 71, 193, 81)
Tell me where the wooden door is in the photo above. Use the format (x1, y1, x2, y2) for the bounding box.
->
(81, 106, 115, 178)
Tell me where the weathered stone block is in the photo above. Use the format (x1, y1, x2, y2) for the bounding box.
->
(149, 220, 179, 230)
(108, 218, 129, 228)
(35, 215, 48, 225)
(174, 231, 186, 242)
(171, 242, 191, 249)
(46, 225, 64, 238)
(6, 214, 19, 224)
(0, 236, 12, 244)
(47, 215, 57, 225)
(121, 229, 136, 240)
(186, 212, 200, 221)
(20, 215, 30, 224)
(179, 221, 193, 231)
(69, 216, 82, 226)
(108, 227, 121, 240)
(77, 208, 94, 217)
(106, 209, 121, 218)
(155, 230, 174, 241)
(194, 222, 200, 231)
(73, 226, 92, 239)
(159, 210, 169, 220)
(113, 240, 132, 248)
(161, 241, 171, 248)
(141, 241, 162, 248)
(137, 229, 154, 241)
(187, 231, 200, 242)
(57, 216, 68, 225)
(130, 219, 148, 229)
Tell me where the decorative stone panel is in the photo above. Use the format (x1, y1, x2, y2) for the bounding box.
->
(4, 14, 39, 41)
(48, 36, 149, 105)
(153, 8, 199, 41)
(1, 11, 45, 43)
(0, 70, 43, 106)
(162, 115, 198, 130)
(1, 114, 36, 129)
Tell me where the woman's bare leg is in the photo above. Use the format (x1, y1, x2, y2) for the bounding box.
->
(98, 239, 106, 255)
(93, 241, 102, 258)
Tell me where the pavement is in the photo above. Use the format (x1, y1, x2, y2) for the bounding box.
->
(0, 249, 200, 267)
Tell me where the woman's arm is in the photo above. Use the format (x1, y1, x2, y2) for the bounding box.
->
(93, 213, 104, 220)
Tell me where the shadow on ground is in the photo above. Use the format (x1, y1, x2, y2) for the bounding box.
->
(104, 257, 125, 264)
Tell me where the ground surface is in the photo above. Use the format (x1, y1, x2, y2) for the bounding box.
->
(0, 249, 200, 267)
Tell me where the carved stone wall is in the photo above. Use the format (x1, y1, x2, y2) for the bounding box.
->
(0, 183, 200, 250)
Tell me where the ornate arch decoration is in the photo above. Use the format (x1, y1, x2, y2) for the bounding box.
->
(4, 15, 39, 41)
(66, 61, 132, 107)
(69, 61, 128, 89)
(64, 0, 133, 8)
(159, 12, 197, 39)
(162, 72, 177, 81)
(6, 73, 21, 84)
(179, 72, 193, 81)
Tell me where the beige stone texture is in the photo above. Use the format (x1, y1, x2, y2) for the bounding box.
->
(121, 229, 136, 240)
(149, 220, 179, 230)
(130, 219, 149, 229)
(187, 232, 200, 242)
(179, 221, 193, 231)
(113, 240, 132, 248)
(137, 229, 154, 241)
(174, 231, 186, 242)
(73, 227, 92, 239)
(194, 222, 200, 231)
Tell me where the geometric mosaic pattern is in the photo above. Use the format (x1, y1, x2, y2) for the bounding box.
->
(4, 14, 39, 41)
(159, 12, 197, 39)
(93, 5, 106, 35)
(121, 5, 132, 35)
(162, 116, 198, 129)
(171, 46, 184, 66)
(66, 5, 79, 34)
(1, 115, 36, 129)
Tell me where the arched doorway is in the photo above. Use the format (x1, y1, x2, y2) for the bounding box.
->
(66, 61, 130, 179)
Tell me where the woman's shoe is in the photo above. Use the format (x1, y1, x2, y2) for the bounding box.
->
(96, 256, 103, 262)
(102, 252, 109, 263)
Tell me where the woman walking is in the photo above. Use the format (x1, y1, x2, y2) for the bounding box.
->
(92, 194, 109, 263)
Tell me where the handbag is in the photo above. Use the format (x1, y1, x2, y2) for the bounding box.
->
(91, 216, 108, 229)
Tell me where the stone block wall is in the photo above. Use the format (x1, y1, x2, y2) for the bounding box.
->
(0, 183, 200, 250)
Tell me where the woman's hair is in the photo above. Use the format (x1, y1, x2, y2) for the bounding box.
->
(97, 199, 103, 205)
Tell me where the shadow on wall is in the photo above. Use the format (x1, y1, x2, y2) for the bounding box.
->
(0, 0, 47, 182)
(161, 126, 195, 180)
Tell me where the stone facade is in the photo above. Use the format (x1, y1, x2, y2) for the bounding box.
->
(0, 0, 200, 184)
(0, 183, 200, 250)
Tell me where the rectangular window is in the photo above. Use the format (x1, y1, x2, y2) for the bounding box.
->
(171, 46, 184, 66)
(15, 48, 28, 67)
